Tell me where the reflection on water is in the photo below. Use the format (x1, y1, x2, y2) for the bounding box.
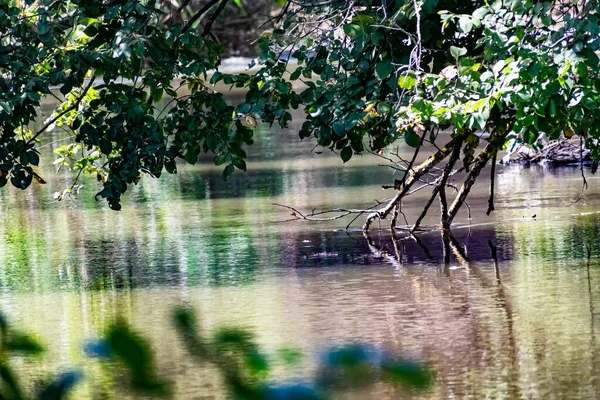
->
(1, 109, 600, 398)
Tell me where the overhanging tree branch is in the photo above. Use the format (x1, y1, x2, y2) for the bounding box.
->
(28, 75, 96, 145)
(182, 0, 221, 33)
(362, 137, 458, 231)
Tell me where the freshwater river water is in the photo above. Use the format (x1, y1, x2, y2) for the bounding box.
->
(1, 103, 600, 399)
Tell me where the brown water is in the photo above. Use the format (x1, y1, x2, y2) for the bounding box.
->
(1, 106, 600, 399)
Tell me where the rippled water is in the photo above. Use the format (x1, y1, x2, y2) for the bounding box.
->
(1, 103, 600, 398)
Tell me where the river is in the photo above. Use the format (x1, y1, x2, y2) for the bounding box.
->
(0, 100, 599, 399)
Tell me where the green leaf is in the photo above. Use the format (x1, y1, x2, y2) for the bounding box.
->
(106, 323, 168, 394)
(548, 99, 557, 118)
(340, 146, 353, 163)
(210, 72, 223, 85)
(0, 365, 23, 400)
(84, 24, 98, 37)
(7, 334, 44, 355)
(222, 163, 234, 180)
(185, 149, 198, 165)
(290, 69, 302, 80)
(473, 6, 490, 19)
(100, 138, 112, 155)
(232, 157, 246, 171)
(37, 23, 50, 35)
(383, 360, 432, 389)
(371, 30, 384, 45)
(398, 73, 417, 90)
(450, 46, 467, 59)
(215, 153, 228, 166)
(375, 59, 394, 81)
(333, 121, 346, 137)
(458, 16, 474, 33)
(28, 151, 40, 166)
(275, 82, 289, 94)
(352, 13, 375, 26)
(164, 159, 177, 174)
(151, 87, 163, 103)
(404, 129, 421, 148)
(343, 24, 363, 39)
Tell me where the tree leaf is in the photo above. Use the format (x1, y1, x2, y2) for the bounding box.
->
(343, 24, 363, 39)
(100, 138, 112, 155)
(473, 7, 490, 20)
(222, 163, 234, 180)
(333, 121, 346, 137)
(404, 129, 421, 148)
(375, 59, 394, 81)
(185, 149, 198, 165)
(450, 46, 467, 59)
(7, 333, 44, 354)
(458, 16, 474, 33)
(398, 74, 417, 90)
(340, 146, 353, 163)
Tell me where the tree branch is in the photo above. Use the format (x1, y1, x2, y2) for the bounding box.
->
(202, 0, 230, 37)
(486, 153, 497, 216)
(182, 0, 220, 33)
(363, 137, 457, 231)
(447, 141, 498, 225)
(28, 76, 96, 145)
(439, 134, 465, 228)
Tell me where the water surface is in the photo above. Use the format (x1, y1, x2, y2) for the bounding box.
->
(1, 107, 600, 399)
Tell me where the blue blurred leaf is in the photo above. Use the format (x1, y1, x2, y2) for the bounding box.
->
(37, 371, 83, 400)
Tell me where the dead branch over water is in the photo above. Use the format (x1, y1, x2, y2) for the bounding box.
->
(275, 133, 506, 233)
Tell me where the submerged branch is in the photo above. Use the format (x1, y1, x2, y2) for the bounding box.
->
(274, 201, 395, 223)
(439, 134, 465, 228)
(447, 139, 500, 225)
(363, 138, 457, 231)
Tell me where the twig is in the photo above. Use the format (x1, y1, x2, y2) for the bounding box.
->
(570, 135, 589, 204)
(581, 135, 588, 190)
(274, 203, 388, 222)
(344, 198, 390, 230)
(28, 76, 96, 145)
(447, 125, 510, 226)
(486, 154, 496, 216)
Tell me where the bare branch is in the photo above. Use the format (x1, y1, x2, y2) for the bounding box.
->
(439, 133, 465, 228)
(274, 203, 391, 222)
(447, 139, 500, 225)
(363, 137, 458, 231)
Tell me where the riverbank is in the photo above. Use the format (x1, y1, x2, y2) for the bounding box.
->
(504, 137, 591, 165)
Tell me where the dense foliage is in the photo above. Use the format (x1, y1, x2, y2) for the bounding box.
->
(2, 0, 599, 225)
(257, 0, 600, 159)
(0, 0, 257, 210)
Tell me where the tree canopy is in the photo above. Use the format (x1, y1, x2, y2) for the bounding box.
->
(1, 0, 599, 228)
